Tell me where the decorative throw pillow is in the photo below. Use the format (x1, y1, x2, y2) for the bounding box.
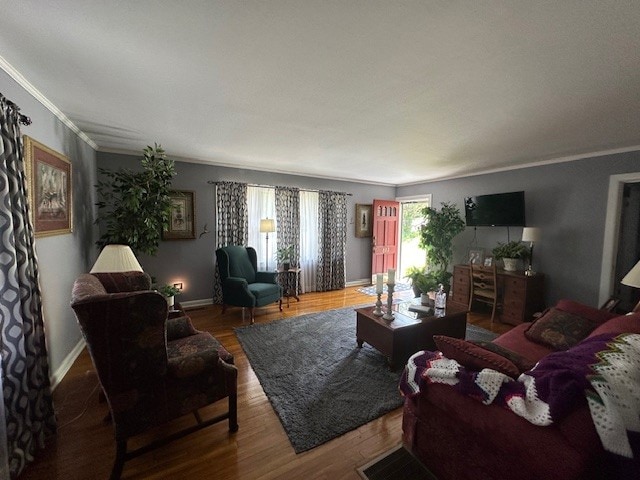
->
(470, 341, 536, 373)
(524, 307, 600, 351)
(433, 335, 521, 378)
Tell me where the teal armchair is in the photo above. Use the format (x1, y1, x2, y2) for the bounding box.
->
(216, 246, 282, 323)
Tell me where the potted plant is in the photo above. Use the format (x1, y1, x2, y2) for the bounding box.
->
(157, 284, 180, 309)
(405, 266, 439, 303)
(276, 245, 294, 270)
(418, 202, 466, 290)
(492, 241, 530, 271)
(95, 144, 175, 256)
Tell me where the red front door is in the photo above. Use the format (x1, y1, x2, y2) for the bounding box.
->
(371, 199, 400, 278)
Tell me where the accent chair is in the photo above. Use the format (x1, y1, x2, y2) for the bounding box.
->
(71, 272, 238, 479)
(215, 245, 283, 324)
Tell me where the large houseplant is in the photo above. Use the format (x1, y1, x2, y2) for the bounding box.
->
(492, 241, 530, 271)
(418, 202, 466, 287)
(95, 144, 175, 256)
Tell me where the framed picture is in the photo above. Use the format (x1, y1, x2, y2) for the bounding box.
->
(24, 136, 72, 237)
(599, 297, 620, 313)
(162, 190, 196, 240)
(355, 204, 373, 238)
(468, 248, 484, 265)
(484, 256, 493, 267)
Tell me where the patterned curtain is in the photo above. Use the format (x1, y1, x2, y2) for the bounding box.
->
(212, 181, 248, 304)
(0, 95, 56, 478)
(275, 186, 300, 265)
(275, 187, 300, 296)
(316, 190, 347, 291)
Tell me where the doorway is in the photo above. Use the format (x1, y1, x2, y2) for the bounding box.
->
(613, 182, 640, 311)
(398, 195, 431, 282)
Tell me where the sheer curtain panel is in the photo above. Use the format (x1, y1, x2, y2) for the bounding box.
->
(247, 186, 276, 270)
(299, 191, 319, 293)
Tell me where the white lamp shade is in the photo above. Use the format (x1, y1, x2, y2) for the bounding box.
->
(522, 227, 541, 243)
(260, 218, 275, 233)
(90, 244, 143, 273)
(621, 260, 640, 289)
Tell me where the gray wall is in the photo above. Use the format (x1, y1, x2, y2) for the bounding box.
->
(1, 70, 98, 384)
(397, 151, 640, 307)
(97, 152, 396, 302)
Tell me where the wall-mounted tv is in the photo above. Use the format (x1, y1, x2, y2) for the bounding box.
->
(464, 191, 526, 227)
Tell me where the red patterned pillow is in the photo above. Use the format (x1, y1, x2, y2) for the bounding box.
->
(433, 335, 520, 378)
(524, 307, 600, 351)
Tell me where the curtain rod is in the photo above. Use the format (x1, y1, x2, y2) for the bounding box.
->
(207, 180, 352, 196)
(0, 92, 32, 125)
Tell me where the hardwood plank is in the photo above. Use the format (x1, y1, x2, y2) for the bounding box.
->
(21, 287, 510, 479)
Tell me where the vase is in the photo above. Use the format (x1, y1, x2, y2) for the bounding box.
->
(502, 258, 518, 271)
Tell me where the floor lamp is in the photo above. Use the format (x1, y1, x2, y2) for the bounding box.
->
(260, 218, 276, 270)
(621, 259, 640, 313)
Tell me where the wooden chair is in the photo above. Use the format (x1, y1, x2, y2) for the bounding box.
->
(468, 263, 500, 324)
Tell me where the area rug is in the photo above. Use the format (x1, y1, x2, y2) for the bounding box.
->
(234, 306, 498, 453)
(357, 282, 412, 296)
(357, 445, 437, 480)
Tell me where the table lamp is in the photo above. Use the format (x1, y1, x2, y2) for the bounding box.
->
(90, 244, 143, 273)
(521, 227, 541, 275)
(260, 218, 276, 270)
(621, 259, 640, 313)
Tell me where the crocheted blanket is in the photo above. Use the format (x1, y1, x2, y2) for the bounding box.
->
(400, 332, 640, 458)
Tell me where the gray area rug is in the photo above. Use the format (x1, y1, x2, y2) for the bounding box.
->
(235, 306, 497, 453)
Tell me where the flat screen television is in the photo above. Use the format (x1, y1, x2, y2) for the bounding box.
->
(464, 191, 526, 227)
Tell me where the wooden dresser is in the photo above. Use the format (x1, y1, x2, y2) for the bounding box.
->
(451, 264, 546, 325)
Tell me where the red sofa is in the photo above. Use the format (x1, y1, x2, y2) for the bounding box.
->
(401, 300, 640, 480)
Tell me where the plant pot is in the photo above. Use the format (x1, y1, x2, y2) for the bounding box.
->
(420, 293, 434, 306)
(282, 262, 290, 271)
(166, 295, 175, 308)
(502, 258, 518, 271)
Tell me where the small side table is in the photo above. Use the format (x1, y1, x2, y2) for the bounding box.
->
(277, 267, 301, 307)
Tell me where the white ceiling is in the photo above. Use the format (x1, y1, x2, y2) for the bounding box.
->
(2, 1, 640, 185)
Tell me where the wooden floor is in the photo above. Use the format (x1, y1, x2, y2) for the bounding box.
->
(22, 287, 511, 480)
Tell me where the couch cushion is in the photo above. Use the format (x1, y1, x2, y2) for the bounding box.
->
(524, 307, 600, 351)
(433, 335, 521, 378)
(555, 299, 618, 324)
(587, 312, 640, 338)
(493, 323, 555, 364)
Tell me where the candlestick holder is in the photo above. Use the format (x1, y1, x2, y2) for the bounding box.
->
(382, 283, 395, 320)
(373, 292, 383, 316)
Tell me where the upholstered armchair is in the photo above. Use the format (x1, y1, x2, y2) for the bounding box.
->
(71, 272, 237, 480)
(215, 245, 283, 323)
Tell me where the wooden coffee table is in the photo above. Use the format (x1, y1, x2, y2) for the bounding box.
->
(355, 301, 468, 369)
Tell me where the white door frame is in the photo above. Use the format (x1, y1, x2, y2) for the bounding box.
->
(599, 172, 640, 305)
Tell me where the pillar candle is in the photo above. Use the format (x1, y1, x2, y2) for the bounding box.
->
(388, 268, 395, 285)
(376, 273, 383, 294)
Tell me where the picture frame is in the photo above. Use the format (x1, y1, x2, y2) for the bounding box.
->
(162, 190, 196, 240)
(484, 256, 493, 267)
(24, 135, 73, 237)
(355, 204, 373, 238)
(468, 248, 484, 265)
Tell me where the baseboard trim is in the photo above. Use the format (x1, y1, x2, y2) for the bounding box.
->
(346, 278, 371, 287)
(51, 338, 85, 390)
(180, 298, 214, 309)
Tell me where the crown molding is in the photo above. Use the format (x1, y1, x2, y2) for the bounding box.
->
(0, 55, 98, 150)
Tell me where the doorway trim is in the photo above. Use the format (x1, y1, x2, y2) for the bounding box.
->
(599, 172, 640, 306)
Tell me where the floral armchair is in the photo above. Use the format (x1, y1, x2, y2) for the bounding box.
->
(71, 272, 237, 479)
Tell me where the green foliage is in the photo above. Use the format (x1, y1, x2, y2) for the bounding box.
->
(418, 202, 466, 278)
(492, 241, 530, 260)
(95, 144, 175, 256)
(404, 266, 441, 293)
(401, 202, 425, 242)
(157, 284, 180, 297)
(276, 245, 294, 263)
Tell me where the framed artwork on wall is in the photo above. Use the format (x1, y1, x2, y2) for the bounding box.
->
(24, 135, 73, 237)
(355, 204, 373, 238)
(163, 190, 196, 240)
